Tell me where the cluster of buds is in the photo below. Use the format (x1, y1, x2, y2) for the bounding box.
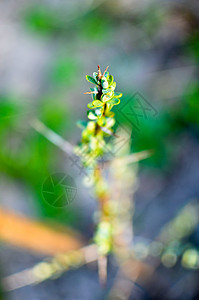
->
(75, 65, 122, 170)
(75, 66, 123, 282)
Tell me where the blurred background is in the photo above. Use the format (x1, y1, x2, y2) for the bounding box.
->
(0, 0, 199, 299)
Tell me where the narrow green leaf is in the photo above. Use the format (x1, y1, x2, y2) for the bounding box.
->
(86, 75, 98, 85)
(101, 94, 111, 102)
(102, 88, 113, 95)
(92, 100, 103, 107)
(87, 102, 95, 109)
(104, 71, 109, 78)
(114, 92, 122, 98)
(110, 82, 116, 90)
(108, 98, 120, 106)
(108, 75, 114, 85)
(93, 72, 99, 82)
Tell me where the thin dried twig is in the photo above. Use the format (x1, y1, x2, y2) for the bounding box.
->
(30, 119, 74, 155)
(113, 150, 153, 165)
(3, 244, 97, 291)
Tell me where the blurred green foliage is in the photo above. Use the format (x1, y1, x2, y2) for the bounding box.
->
(187, 33, 199, 62)
(50, 58, 78, 87)
(180, 83, 199, 127)
(24, 4, 61, 34)
(23, 3, 111, 42)
(0, 0, 198, 230)
(113, 87, 199, 169)
(0, 96, 80, 227)
(77, 13, 111, 42)
(113, 96, 171, 168)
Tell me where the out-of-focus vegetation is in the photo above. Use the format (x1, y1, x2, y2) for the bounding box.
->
(0, 0, 199, 299)
(0, 96, 79, 225)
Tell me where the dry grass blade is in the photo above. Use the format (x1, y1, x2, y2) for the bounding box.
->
(30, 119, 74, 155)
(113, 150, 153, 165)
(3, 244, 97, 291)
